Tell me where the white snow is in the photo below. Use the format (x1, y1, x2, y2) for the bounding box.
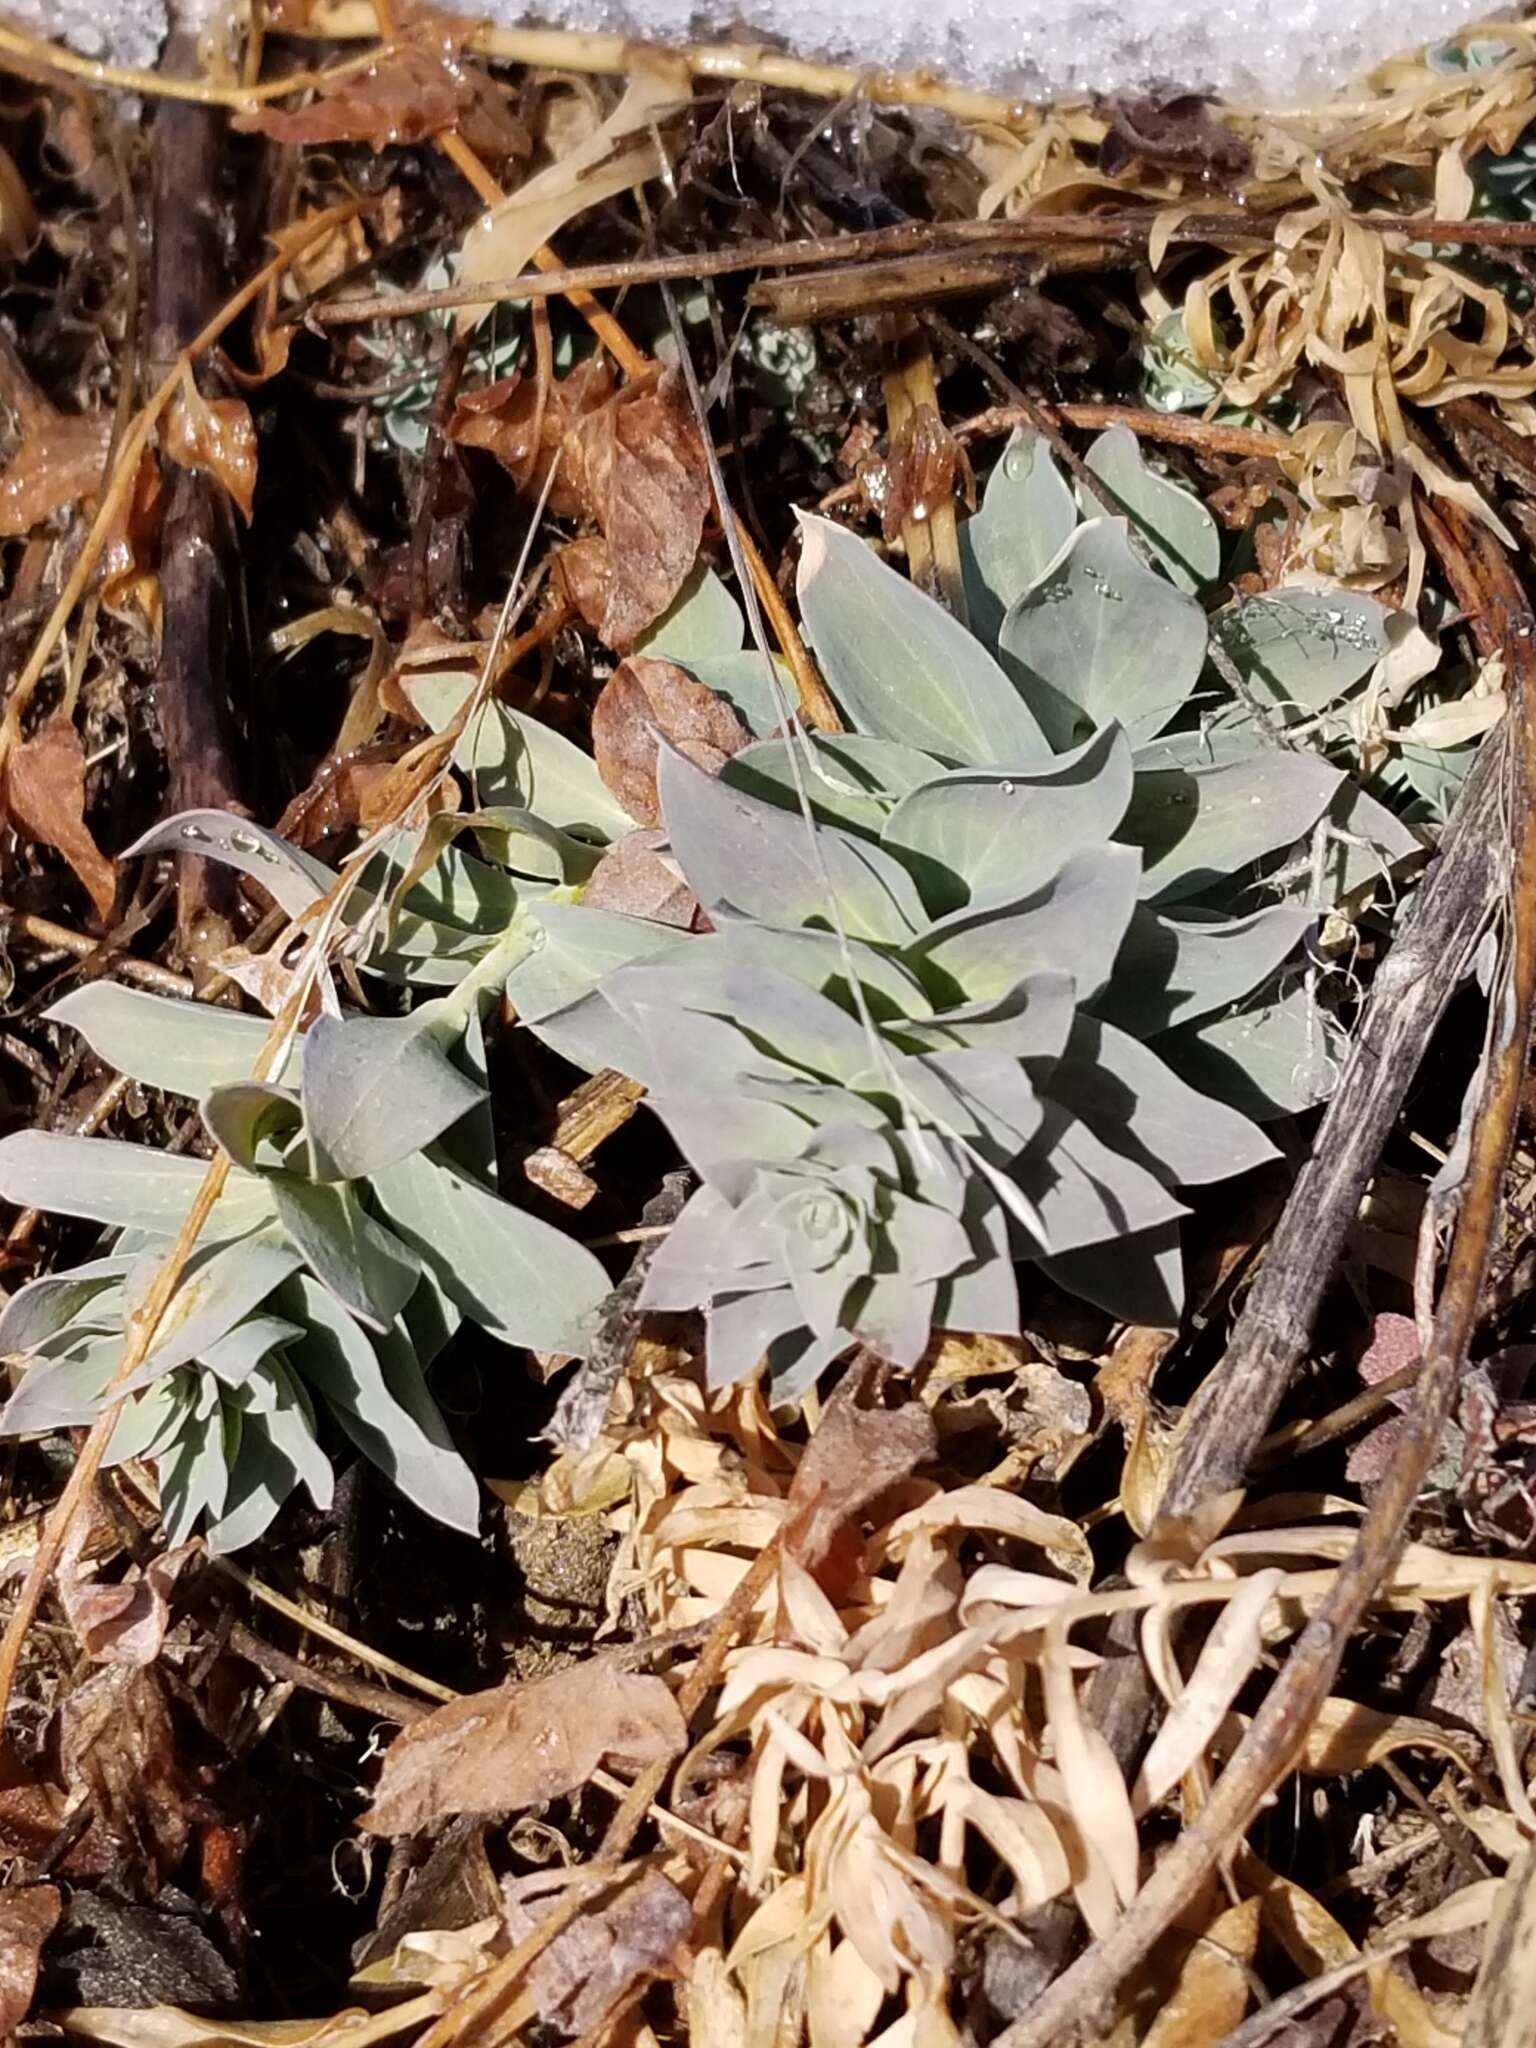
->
(0, 0, 1510, 111)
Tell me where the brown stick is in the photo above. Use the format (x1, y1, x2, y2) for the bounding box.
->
(148, 34, 249, 968)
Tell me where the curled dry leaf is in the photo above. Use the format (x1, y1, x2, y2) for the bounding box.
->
(783, 1390, 937, 1583)
(562, 374, 712, 651)
(60, 1537, 197, 1670)
(506, 1873, 692, 2032)
(878, 403, 973, 545)
(449, 360, 614, 511)
(360, 1660, 686, 1838)
(60, 1665, 200, 1883)
(232, 30, 529, 162)
(1141, 1894, 1259, 2048)
(161, 384, 257, 524)
(592, 658, 750, 828)
(453, 69, 679, 333)
(0, 1884, 61, 2034)
(5, 715, 118, 922)
(0, 409, 110, 536)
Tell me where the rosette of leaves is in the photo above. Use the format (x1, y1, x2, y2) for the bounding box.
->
(0, 982, 609, 1549)
(498, 431, 1429, 1370)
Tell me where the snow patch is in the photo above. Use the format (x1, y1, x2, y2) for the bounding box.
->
(0, 0, 1508, 108)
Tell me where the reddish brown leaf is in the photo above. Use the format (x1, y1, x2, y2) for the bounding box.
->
(505, 1874, 691, 2031)
(553, 537, 615, 635)
(1099, 91, 1252, 183)
(60, 1539, 196, 1669)
(0, 409, 111, 536)
(591, 657, 749, 827)
(449, 360, 614, 512)
(879, 403, 973, 544)
(784, 1387, 936, 1588)
(99, 447, 164, 626)
(5, 715, 117, 922)
(232, 32, 529, 163)
(162, 384, 258, 523)
(360, 1661, 686, 1839)
(582, 828, 700, 926)
(561, 372, 712, 650)
(60, 1665, 200, 1883)
(0, 1884, 59, 2032)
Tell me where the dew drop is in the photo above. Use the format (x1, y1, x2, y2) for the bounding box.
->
(228, 829, 262, 855)
(1000, 780, 1016, 796)
(179, 823, 210, 843)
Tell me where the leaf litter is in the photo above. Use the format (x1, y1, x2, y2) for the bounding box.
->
(4, 12, 1536, 2048)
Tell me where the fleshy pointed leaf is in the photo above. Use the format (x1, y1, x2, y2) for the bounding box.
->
(1097, 903, 1314, 1035)
(1216, 590, 1388, 715)
(123, 810, 335, 920)
(657, 741, 924, 944)
(1080, 426, 1220, 593)
(909, 845, 1141, 1007)
(284, 1274, 479, 1534)
(370, 1149, 608, 1356)
(797, 512, 1050, 766)
(1120, 750, 1343, 904)
(269, 1176, 420, 1331)
(0, 1334, 121, 1434)
(1046, 1018, 1277, 1190)
(197, 1313, 305, 1388)
(725, 732, 943, 840)
(301, 1011, 485, 1183)
(126, 1235, 305, 1386)
(960, 429, 1078, 642)
(0, 1132, 275, 1236)
(633, 562, 743, 663)
(882, 726, 1133, 914)
(201, 1082, 303, 1173)
(48, 985, 280, 1098)
(0, 1256, 133, 1356)
(1000, 518, 1208, 745)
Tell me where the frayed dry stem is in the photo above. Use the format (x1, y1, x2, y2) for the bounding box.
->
(0, 197, 369, 769)
(0, 18, 400, 107)
(280, 3, 1042, 128)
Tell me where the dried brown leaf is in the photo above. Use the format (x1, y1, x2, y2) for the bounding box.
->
(1099, 92, 1253, 182)
(0, 1884, 60, 2033)
(60, 1540, 196, 1670)
(783, 1392, 936, 1583)
(1134, 1568, 1284, 1815)
(562, 374, 712, 650)
(452, 70, 676, 333)
(582, 828, 700, 925)
(1142, 1895, 1259, 2048)
(592, 657, 750, 827)
(1261, 1871, 1461, 2048)
(6, 715, 117, 921)
(0, 409, 110, 535)
(1040, 1616, 1140, 1913)
(449, 361, 614, 511)
(232, 32, 529, 161)
(878, 404, 972, 545)
(161, 385, 257, 523)
(60, 1665, 199, 1883)
(360, 1661, 686, 1838)
(506, 1874, 692, 2031)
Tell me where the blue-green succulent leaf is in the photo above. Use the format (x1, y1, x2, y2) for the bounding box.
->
(798, 512, 1051, 766)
